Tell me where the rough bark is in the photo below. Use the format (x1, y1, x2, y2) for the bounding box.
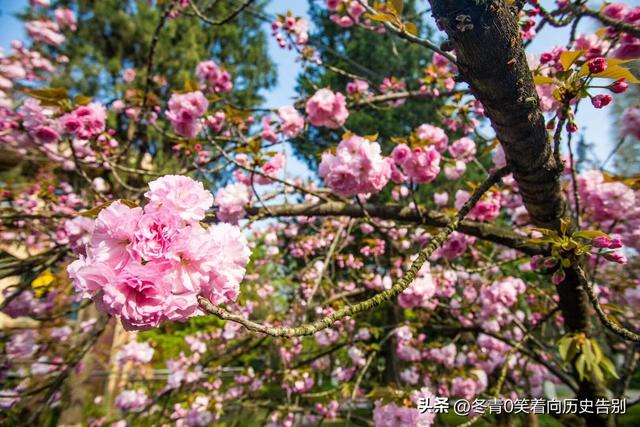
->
(429, 0, 565, 230)
(427, 1, 608, 426)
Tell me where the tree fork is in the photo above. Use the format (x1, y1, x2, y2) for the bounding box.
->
(427, 1, 609, 426)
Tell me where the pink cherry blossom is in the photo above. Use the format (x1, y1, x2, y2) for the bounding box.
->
(436, 231, 475, 261)
(90, 201, 143, 270)
(621, 107, 640, 140)
(451, 376, 479, 400)
(130, 208, 181, 261)
(448, 137, 476, 161)
(60, 103, 107, 140)
(196, 60, 233, 93)
(346, 79, 369, 95)
(116, 341, 155, 364)
(166, 91, 208, 138)
(319, 134, 392, 196)
(291, 18, 309, 45)
(277, 105, 304, 138)
(444, 160, 466, 180)
(115, 389, 149, 412)
(398, 263, 437, 309)
(392, 145, 441, 184)
(326, 0, 340, 11)
(455, 190, 502, 221)
(100, 261, 171, 330)
(25, 20, 65, 46)
(145, 175, 214, 222)
(255, 152, 286, 184)
(492, 145, 507, 168)
(261, 117, 278, 142)
(54, 7, 77, 31)
(603, 3, 629, 21)
(215, 183, 251, 224)
(416, 124, 448, 152)
(305, 89, 349, 129)
(201, 223, 251, 304)
(373, 387, 436, 427)
(67, 176, 250, 330)
(18, 98, 61, 145)
(427, 343, 457, 368)
(579, 170, 636, 222)
(63, 216, 95, 256)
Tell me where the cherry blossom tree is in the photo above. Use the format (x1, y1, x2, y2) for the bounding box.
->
(1, 1, 640, 426)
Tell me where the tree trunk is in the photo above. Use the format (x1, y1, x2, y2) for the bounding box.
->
(426, 1, 609, 426)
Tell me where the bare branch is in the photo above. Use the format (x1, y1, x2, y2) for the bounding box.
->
(188, 0, 255, 27)
(577, 266, 640, 343)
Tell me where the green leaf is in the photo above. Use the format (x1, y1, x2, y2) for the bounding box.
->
(591, 364, 604, 382)
(74, 95, 92, 106)
(184, 79, 200, 92)
(572, 230, 607, 240)
(404, 22, 418, 36)
(601, 303, 626, 314)
(79, 201, 114, 218)
(559, 50, 584, 71)
(524, 237, 556, 246)
(533, 75, 556, 85)
(24, 87, 69, 107)
(390, 0, 404, 16)
(578, 58, 640, 82)
(575, 353, 587, 380)
(558, 336, 571, 362)
(365, 12, 397, 24)
(120, 199, 139, 209)
(590, 339, 603, 364)
(583, 340, 596, 366)
(592, 65, 640, 83)
(600, 357, 619, 379)
(531, 228, 558, 237)
(366, 386, 398, 403)
(480, 139, 499, 157)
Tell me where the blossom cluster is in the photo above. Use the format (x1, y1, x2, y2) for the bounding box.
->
(318, 134, 392, 196)
(271, 14, 309, 48)
(327, 0, 367, 28)
(166, 91, 209, 139)
(305, 88, 349, 129)
(67, 175, 251, 330)
(196, 60, 233, 93)
(391, 143, 442, 184)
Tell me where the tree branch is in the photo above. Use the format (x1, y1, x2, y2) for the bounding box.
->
(198, 168, 509, 337)
(233, 201, 544, 256)
(429, 0, 564, 229)
(568, 4, 640, 40)
(188, 0, 255, 27)
(427, 2, 609, 425)
(577, 267, 640, 343)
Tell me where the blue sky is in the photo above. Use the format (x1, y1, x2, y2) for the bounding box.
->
(0, 0, 624, 170)
(0, 1, 26, 50)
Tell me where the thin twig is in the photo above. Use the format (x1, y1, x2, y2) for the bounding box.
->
(357, 0, 457, 64)
(577, 266, 640, 343)
(188, 0, 254, 26)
